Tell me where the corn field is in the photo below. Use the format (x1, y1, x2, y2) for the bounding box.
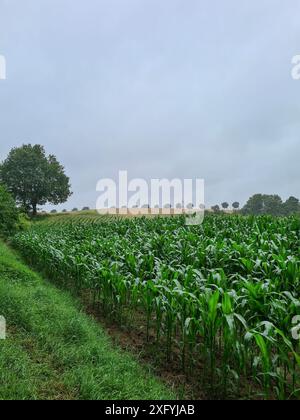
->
(13, 215, 300, 399)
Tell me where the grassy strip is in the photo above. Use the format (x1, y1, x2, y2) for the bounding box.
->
(0, 241, 175, 400)
(0, 328, 77, 400)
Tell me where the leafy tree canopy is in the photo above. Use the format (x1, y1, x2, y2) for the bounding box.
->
(242, 194, 299, 216)
(0, 144, 72, 215)
(283, 196, 300, 216)
(211, 205, 221, 213)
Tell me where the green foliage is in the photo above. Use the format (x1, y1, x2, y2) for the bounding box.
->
(0, 184, 19, 237)
(211, 205, 221, 213)
(16, 213, 31, 231)
(283, 196, 300, 216)
(242, 194, 283, 216)
(221, 202, 229, 210)
(0, 144, 72, 215)
(242, 194, 300, 216)
(0, 241, 174, 400)
(13, 214, 300, 399)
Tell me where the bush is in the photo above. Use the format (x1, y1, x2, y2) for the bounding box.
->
(17, 213, 31, 231)
(211, 205, 221, 213)
(0, 185, 19, 237)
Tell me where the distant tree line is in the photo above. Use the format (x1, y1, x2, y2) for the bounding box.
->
(242, 194, 299, 216)
(211, 194, 300, 216)
(211, 202, 240, 213)
(50, 207, 90, 214)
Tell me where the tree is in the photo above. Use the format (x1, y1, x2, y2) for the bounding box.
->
(0, 144, 72, 216)
(283, 196, 300, 215)
(211, 205, 220, 213)
(242, 194, 283, 216)
(221, 202, 229, 211)
(242, 194, 263, 215)
(232, 202, 240, 210)
(263, 195, 283, 216)
(0, 184, 19, 237)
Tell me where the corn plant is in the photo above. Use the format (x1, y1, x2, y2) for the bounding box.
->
(12, 214, 300, 399)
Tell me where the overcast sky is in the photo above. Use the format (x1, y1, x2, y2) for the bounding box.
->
(0, 0, 299, 210)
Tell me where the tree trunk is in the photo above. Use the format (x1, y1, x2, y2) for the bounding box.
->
(32, 202, 37, 217)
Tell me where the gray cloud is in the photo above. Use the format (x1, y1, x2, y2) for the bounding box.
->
(0, 0, 299, 210)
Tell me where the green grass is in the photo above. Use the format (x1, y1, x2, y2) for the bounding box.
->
(12, 214, 300, 399)
(0, 241, 175, 400)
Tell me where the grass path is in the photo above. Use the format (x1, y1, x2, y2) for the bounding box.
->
(0, 241, 175, 400)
